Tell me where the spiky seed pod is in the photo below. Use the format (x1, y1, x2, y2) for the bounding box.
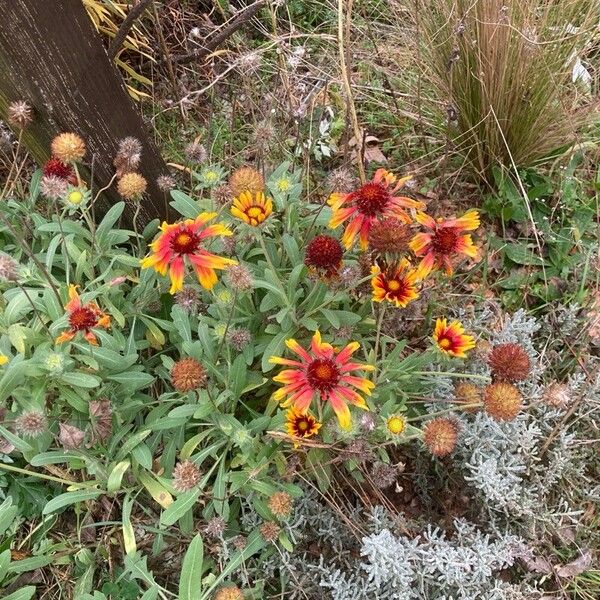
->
(185, 141, 207, 163)
(213, 184, 232, 207)
(423, 418, 458, 457)
(304, 235, 343, 275)
(171, 358, 207, 392)
(40, 175, 69, 200)
(371, 462, 398, 489)
(15, 411, 47, 438)
(454, 381, 483, 413)
(156, 174, 176, 192)
(359, 412, 376, 432)
(326, 167, 358, 194)
(214, 586, 244, 600)
(367, 218, 412, 255)
(51, 133, 86, 163)
(224, 264, 253, 292)
(232, 535, 247, 550)
(175, 287, 201, 313)
(226, 327, 252, 351)
(0, 254, 19, 282)
(543, 382, 570, 409)
(172, 460, 201, 492)
(7, 101, 33, 129)
(483, 382, 523, 421)
(204, 516, 226, 538)
(117, 172, 147, 200)
(259, 521, 280, 542)
(268, 491, 293, 519)
(488, 343, 531, 382)
(229, 166, 264, 197)
(114, 137, 142, 176)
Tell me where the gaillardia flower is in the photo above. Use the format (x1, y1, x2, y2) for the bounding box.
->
(371, 259, 420, 308)
(270, 331, 375, 429)
(304, 234, 343, 277)
(433, 318, 475, 358)
(231, 191, 273, 226)
(56, 285, 110, 345)
(410, 209, 480, 277)
(328, 168, 424, 250)
(285, 407, 321, 442)
(140, 213, 236, 294)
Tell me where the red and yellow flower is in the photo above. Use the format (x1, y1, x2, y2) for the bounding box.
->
(231, 191, 273, 226)
(285, 407, 321, 443)
(56, 285, 110, 345)
(371, 258, 421, 308)
(410, 210, 480, 277)
(140, 213, 236, 294)
(270, 331, 375, 429)
(328, 169, 424, 250)
(433, 318, 476, 358)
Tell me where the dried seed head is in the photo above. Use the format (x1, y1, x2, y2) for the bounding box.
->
(213, 184, 233, 207)
(359, 412, 376, 432)
(171, 358, 207, 393)
(204, 516, 227, 538)
(423, 418, 458, 457)
(454, 381, 483, 413)
(8, 101, 33, 129)
(488, 343, 531, 382)
(0, 253, 19, 282)
(51, 133, 86, 163)
(543, 382, 570, 409)
(259, 521, 280, 543)
(157, 174, 176, 192)
(214, 586, 244, 600)
(229, 166, 264, 197)
(172, 460, 202, 492)
(114, 137, 142, 176)
(185, 141, 207, 163)
(89, 399, 112, 442)
(15, 410, 47, 438)
(326, 167, 358, 194)
(175, 287, 201, 313)
(40, 175, 69, 200)
(484, 382, 523, 421)
(268, 491, 293, 519)
(232, 535, 247, 550)
(367, 218, 412, 255)
(117, 172, 147, 200)
(58, 423, 85, 449)
(224, 264, 253, 292)
(221, 236, 237, 257)
(226, 327, 252, 351)
(371, 462, 397, 489)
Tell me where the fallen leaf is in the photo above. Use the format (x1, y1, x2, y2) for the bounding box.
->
(59, 423, 85, 450)
(556, 551, 593, 578)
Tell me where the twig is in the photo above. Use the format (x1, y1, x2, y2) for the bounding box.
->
(107, 0, 153, 61)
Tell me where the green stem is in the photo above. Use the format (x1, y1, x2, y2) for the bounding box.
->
(407, 403, 482, 422)
(413, 371, 491, 382)
(0, 462, 101, 489)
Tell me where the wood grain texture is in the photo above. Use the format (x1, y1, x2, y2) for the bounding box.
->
(0, 0, 172, 224)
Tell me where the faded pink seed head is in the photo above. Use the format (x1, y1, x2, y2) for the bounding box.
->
(15, 410, 47, 438)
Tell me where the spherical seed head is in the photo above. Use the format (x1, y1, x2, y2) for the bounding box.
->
(8, 101, 33, 129)
(226, 327, 252, 351)
(175, 287, 201, 313)
(214, 586, 244, 600)
(371, 462, 397, 489)
(326, 167, 358, 194)
(259, 521, 280, 542)
(15, 410, 47, 438)
(304, 235, 343, 275)
(171, 358, 207, 392)
(224, 264, 253, 292)
(454, 381, 483, 413)
(51, 133, 86, 163)
(204, 516, 226, 538)
(117, 172, 147, 200)
(172, 460, 201, 492)
(367, 218, 412, 255)
(213, 184, 233, 207)
(185, 141, 208, 163)
(157, 174, 176, 192)
(543, 382, 570, 409)
(0, 253, 20, 282)
(40, 175, 69, 200)
(232, 535, 247, 550)
(359, 412, 376, 432)
(423, 418, 458, 457)
(268, 491, 293, 519)
(484, 382, 523, 421)
(229, 166, 264, 197)
(117, 136, 142, 160)
(488, 343, 531, 382)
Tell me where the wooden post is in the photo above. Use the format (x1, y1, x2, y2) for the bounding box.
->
(0, 0, 171, 224)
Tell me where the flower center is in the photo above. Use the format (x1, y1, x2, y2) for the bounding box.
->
(387, 279, 401, 291)
(68, 191, 83, 205)
(69, 307, 98, 331)
(297, 419, 308, 432)
(247, 206, 263, 218)
(432, 227, 459, 254)
(351, 183, 390, 217)
(171, 227, 200, 255)
(439, 337, 452, 349)
(306, 358, 340, 393)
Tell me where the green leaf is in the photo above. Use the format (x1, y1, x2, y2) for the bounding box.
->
(170, 190, 200, 218)
(30, 451, 81, 466)
(96, 202, 125, 242)
(8, 555, 55, 573)
(504, 243, 545, 266)
(0, 549, 11, 581)
(138, 470, 173, 509)
(3, 586, 37, 600)
(160, 489, 200, 527)
(59, 372, 102, 389)
(261, 331, 291, 373)
(42, 489, 103, 515)
(122, 494, 137, 556)
(178, 533, 204, 600)
(0, 496, 18, 536)
(107, 460, 131, 492)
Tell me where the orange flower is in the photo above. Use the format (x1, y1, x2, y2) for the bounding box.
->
(230, 191, 273, 226)
(55, 285, 110, 345)
(270, 331, 375, 429)
(433, 318, 475, 358)
(285, 407, 321, 443)
(410, 210, 480, 277)
(140, 213, 236, 294)
(371, 258, 420, 308)
(328, 169, 424, 250)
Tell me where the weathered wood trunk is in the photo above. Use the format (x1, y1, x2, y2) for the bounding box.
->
(0, 0, 171, 224)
